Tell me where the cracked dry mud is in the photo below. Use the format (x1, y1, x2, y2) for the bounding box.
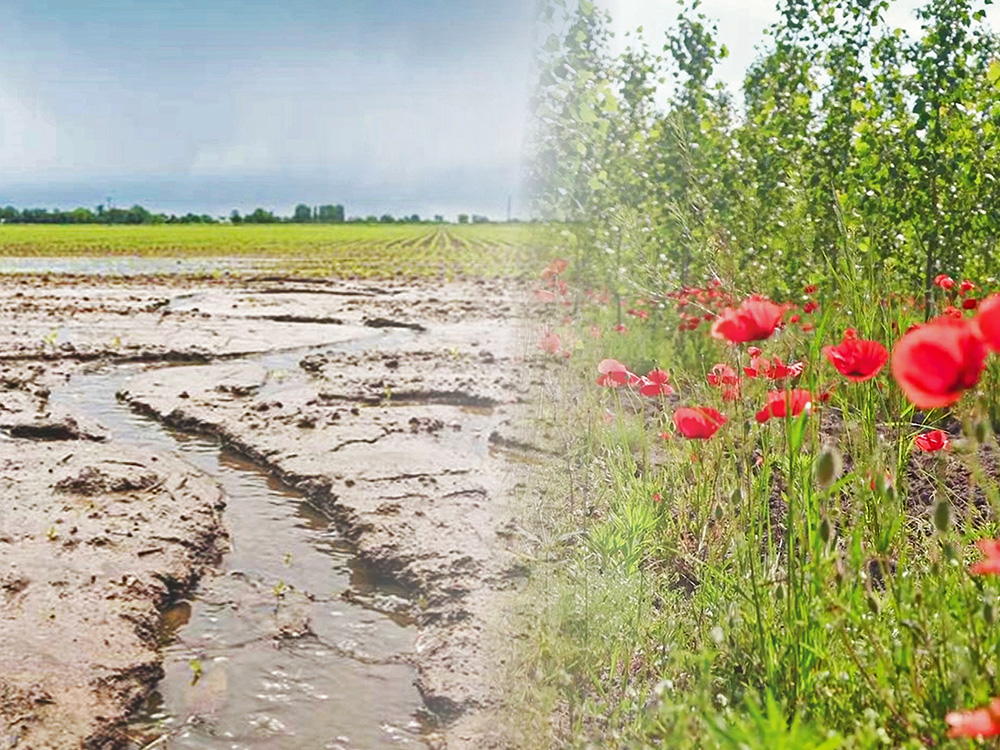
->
(0, 273, 532, 749)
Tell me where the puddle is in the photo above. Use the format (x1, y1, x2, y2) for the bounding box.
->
(0, 256, 287, 277)
(49, 358, 427, 749)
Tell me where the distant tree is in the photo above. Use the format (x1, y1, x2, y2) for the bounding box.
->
(247, 208, 277, 223)
(433, 214, 444, 223)
(365, 215, 378, 223)
(317, 204, 345, 223)
(379, 214, 395, 223)
(408, 214, 420, 223)
(457, 214, 469, 224)
(293, 204, 313, 223)
(230, 210, 243, 224)
(472, 214, 489, 224)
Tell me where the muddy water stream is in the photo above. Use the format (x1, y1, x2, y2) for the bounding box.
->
(49, 338, 426, 749)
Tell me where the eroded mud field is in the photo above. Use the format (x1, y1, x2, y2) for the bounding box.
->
(0, 271, 533, 749)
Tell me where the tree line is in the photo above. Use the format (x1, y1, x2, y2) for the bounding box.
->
(0, 203, 493, 225)
(531, 0, 1000, 299)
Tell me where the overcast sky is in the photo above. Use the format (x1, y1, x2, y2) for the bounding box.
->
(3, 1, 998, 221)
(0, 1, 536, 220)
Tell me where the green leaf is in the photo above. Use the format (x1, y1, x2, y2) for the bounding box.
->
(988, 59, 1000, 88)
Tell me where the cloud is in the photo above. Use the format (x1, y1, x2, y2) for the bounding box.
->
(0, 88, 61, 177)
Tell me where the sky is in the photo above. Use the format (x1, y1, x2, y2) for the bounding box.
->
(0, 1, 536, 220)
(599, 0, 1000, 100)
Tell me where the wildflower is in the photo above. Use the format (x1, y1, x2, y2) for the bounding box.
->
(823, 331, 889, 382)
(962, 297, 979, 310)
(946, 698, 1000, 738)
(755, 389, 813, 423)
(589, 325, 602, 339)
(638, 369, 673, 397)
(890, 316, 986, 409)
(541, 258, 569, 279)
(970, 539, 1000, 575)
(538, 331, 562, 356)
(596, 359, 633, 387)
(914, 429, 949, 452)
(803, 300, 819, 314)
(707, 363, 739, 387)
(804, 284, 818, 295)
(744, 355, 804, 381)
(652, 492, 662, 503)
(658, 430, 672, 441)
(974, 294, 1000, 352)
(960, 279, 976, 295)
(673, 407, 727, 439)
(613, 323, 628, 334)
(935, 274, 956, 290)
(710, 298, 787, 343)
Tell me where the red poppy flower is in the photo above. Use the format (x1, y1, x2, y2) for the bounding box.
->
(755, 389, 813, 423)
(614, 323, 628, 334)
(943, 305, 963, 319)
(914, 429, 949, 452)
(804, 284, 818, 295)
(540, 258, 569, 279)
(745, 355, 803, 381)
(538, 331, 562, 356)
(946, 698, 1000, 738)
(596, 359, 634, 387)
(974, 294, 1000, 352)
(638, 369, 673, 397)
(707, 363, 739, 386)
(823, 332, 889, 382)
(935, 274, 956, 290)
(710, 298, 787, 343)
(673, 407, 727, 439)
(960, 279, 976, 295)
(890, 316, 986, 408)
(803, 300, 819, 314)
(970, 539, 1000, 575)
(962, 297, 979, 310)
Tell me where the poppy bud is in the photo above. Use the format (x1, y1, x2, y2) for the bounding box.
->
(985, 601, 997, 626)
(775, 583, 784, 602)
(976, 419, 991, 445)
(819, 516, 833, 546)
(934, 498, 952, 533)
(714, 504, 724, 521)
(867, 593, 881, 614)
(814, 447, 842, 489)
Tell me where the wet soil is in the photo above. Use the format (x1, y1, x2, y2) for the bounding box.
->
(0, 273, 533, 748)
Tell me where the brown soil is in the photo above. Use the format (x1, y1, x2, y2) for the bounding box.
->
(0, 273, 533, 749)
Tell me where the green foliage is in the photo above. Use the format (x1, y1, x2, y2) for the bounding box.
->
(530, 0, 1000, 297)
(512, 2, 1000, 746)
